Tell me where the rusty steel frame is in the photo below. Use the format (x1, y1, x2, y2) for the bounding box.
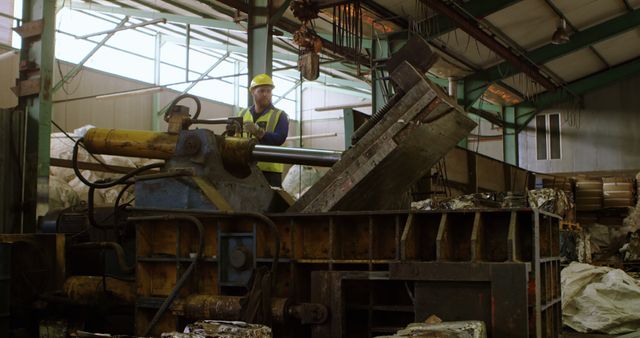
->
(129, 207, 561, 338)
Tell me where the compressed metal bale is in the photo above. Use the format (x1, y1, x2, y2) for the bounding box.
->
(161, 320, 271, 338)
(375, 321, 486, 338)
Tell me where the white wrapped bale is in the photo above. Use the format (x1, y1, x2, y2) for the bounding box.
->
(49, 176, 80, 210)
(562, 262, 640, 334)
(282, 165, 325, 200)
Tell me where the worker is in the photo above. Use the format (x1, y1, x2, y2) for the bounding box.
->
(239, 73, 289, 187)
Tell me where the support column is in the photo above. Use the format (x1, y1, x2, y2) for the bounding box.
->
(247, 0, 272, 105)
(15, 0, 56, 231)
(454, 80, 469, 149)
(459, 79, 487, 110)
(515, 106, 537, 134)
(342, 108, 354, 149)
(233, 60, 240, 113)
(503, 106, 518, 166)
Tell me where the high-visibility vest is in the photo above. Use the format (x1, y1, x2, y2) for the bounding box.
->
(239, 106, 284, 173)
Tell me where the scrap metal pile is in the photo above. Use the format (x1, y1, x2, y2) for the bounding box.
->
(411, 188, 571, 216)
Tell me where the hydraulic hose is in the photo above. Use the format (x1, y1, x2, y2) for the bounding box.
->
(164, 93, 202, 122)
(72, 138, 164, 189)
(113, 181, 135, 232)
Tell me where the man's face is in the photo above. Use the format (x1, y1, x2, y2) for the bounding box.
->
(252, 85, 272, 107)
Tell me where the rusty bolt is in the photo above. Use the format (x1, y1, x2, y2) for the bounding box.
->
(230, 246, 252, 270)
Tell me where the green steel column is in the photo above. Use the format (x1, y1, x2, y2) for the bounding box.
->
(342, 108, 354, 149)
(515, 106, 537, 134)
(455, 80, 469, 149)
(247, 0, 272, 105)
(503, 106, 518, 165)
(461, 80, 487, 110)
(17, 0, 56, 231)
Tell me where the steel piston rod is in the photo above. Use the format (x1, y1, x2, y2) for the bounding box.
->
(81, 128, 342, 166)
(252, 145, 342, 167)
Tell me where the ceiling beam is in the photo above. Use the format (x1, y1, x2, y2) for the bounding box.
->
(65, 4, 363, 88)
(361, 0, 408, 28)
(423, 0, 523, 40)
(542, 0, 609, 68)
(518, 55, 640, 119)
(161, 0, 235, 18)
(211, 0, 249, 13)
(67, 1, 245, 31)
(469, 9, 640, 85)
(422, 0, 555, 91)
(468, 107, 505, 127)
(314, 0, 349, 9)
(161, 30, 301, 60)
(207, 0, 371, 65)
(161, 34, 363, 75)
(358, 0, 528, 102)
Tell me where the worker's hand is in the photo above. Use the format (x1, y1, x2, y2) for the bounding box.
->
(244, 121, 266, 139)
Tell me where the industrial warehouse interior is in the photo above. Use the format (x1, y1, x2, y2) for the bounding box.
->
(2, 0, 640, 337)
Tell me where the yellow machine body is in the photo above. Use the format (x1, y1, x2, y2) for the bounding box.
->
(83, 128, 178, 159)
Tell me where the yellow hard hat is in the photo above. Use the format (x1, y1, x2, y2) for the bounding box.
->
(249, 73, 274, 91)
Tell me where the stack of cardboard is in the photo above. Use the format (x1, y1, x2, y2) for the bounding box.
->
(603, 177, 634, 208)
(575, 178, 603, 211)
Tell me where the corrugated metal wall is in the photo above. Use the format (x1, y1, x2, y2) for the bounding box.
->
(299, 86, 372, 151)
(52, 62, 236, 132)
(53, 63, 153, 130)
(519, 73, 640, 173)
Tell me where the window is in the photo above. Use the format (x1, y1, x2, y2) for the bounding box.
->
(549, 114, 561, 159)
(0, 1, 13, 46)
(536, 113, 561, 160)
(536, 115, 547, 160)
